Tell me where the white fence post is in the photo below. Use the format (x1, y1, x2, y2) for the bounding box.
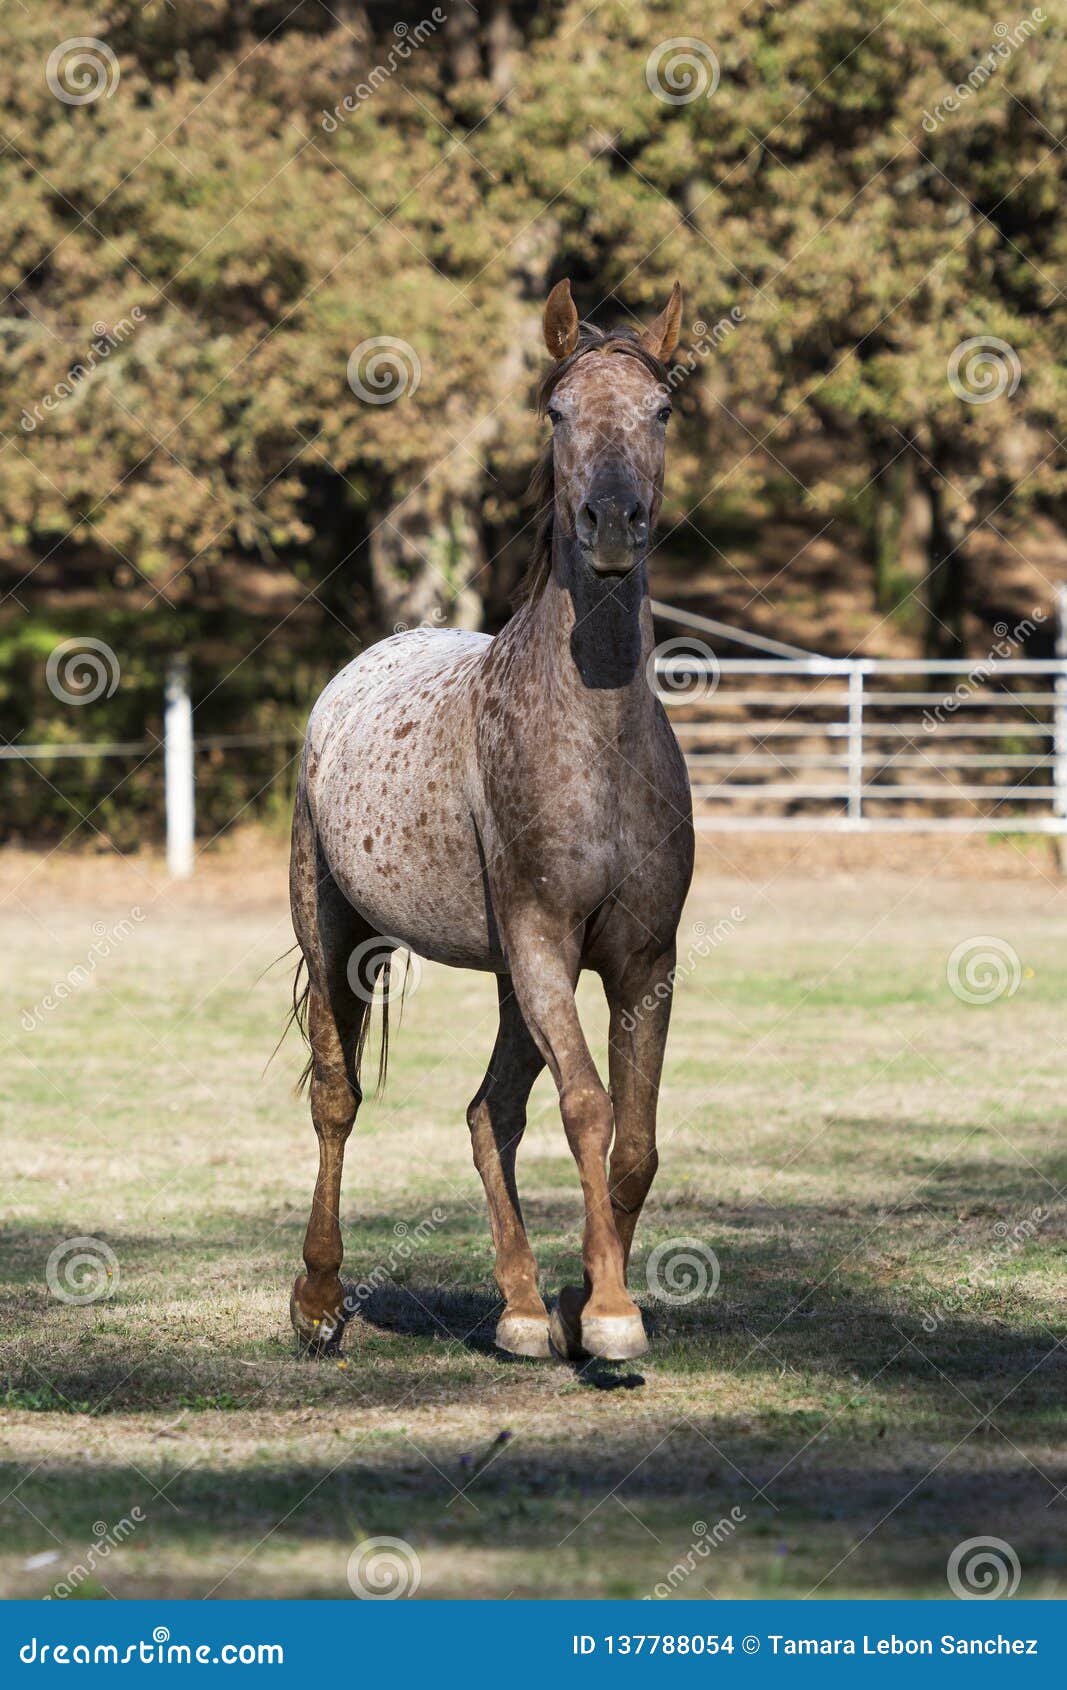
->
(847, 664, 864, 824)
(164, 655, 194, 878)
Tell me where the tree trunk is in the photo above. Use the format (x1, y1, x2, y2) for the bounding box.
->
(916, 461, 967, 655)
(488, 1, 520, 98)
(368, 481, 484, 632)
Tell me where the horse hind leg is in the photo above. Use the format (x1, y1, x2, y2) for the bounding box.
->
(290, 982, 367, 1350)
(468, 978, 551, 1357)
(289, 792, 381, 1350)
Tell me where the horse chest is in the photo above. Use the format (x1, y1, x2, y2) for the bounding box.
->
(484, 724, 674, 907)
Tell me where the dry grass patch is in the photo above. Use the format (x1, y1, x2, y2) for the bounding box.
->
(2, 836, 1065, 1597)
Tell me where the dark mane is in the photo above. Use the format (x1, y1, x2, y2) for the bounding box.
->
(514, 324, 670, 606)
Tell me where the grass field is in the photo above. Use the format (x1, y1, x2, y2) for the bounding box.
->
(1, 832, 1065, 1600)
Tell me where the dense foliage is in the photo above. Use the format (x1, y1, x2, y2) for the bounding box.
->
(2, 0, 1065, 839)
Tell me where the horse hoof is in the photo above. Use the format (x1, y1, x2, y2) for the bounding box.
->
(290, 1274, 347, 1354)
(549, 1286, 649, 1361)
(580, 1311, 649, 1360)
(495, 1310, 552, 1358)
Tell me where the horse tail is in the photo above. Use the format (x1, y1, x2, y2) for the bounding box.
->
(291, 953, 313, 1093)
(262, 944, 313, 1085)
(352, 945, 415, 1097)
(288, 768, 397, 1098)
(291, 945, 395, 1099)
(373, 957, 390, 1095)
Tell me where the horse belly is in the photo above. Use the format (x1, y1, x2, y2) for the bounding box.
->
(306, 634, 501, 971)
(323, 774, 495, 969)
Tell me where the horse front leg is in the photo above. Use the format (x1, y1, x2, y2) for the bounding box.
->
(502, 911, 647, 1361)
(604, 946, 675, 1274)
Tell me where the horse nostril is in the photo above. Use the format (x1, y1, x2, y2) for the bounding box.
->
(628, 503, 647, 533)
(581, 503, 599, 532)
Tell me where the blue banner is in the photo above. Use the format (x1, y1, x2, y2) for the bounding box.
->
(3, 1600, 1064, 1685)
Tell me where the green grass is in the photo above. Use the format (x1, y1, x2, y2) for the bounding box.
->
(1, 842, 1065, 1599)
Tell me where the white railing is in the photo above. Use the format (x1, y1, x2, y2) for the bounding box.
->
(657, 655, 1067, 834)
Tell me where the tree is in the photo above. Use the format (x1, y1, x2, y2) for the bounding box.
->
(2, 0, 1065, 834)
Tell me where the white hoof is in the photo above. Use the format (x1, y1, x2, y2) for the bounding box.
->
(549, 1286, 648, 1361)
(495, 1311, 552, 1358)
(580, 1311, 648, 1360)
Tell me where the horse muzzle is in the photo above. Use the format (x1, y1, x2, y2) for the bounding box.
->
(575, 481, 650, 574)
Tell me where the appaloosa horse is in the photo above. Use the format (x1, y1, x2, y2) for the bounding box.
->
(289, 279, 694, 1361)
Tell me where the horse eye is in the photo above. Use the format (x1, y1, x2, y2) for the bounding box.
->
(546, 406, 563, 425)
(657, 407, 672, 423)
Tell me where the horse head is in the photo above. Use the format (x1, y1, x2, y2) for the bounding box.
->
(540, 277, 683, 578)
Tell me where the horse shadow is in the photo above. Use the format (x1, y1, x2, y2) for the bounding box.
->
(344, 1282, 500, 1353)
(347, 1282, 646, 1387)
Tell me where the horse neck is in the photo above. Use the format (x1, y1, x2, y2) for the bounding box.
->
(516, 525, 657, 727)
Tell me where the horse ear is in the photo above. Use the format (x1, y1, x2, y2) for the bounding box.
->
(640, 282, 683, 362)
(543, 278, 580, 360)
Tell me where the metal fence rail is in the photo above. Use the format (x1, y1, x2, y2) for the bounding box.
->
(656, 656, 1067, 834)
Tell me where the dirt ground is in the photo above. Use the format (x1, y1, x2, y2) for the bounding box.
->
(1, 828, 1065, 1600)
